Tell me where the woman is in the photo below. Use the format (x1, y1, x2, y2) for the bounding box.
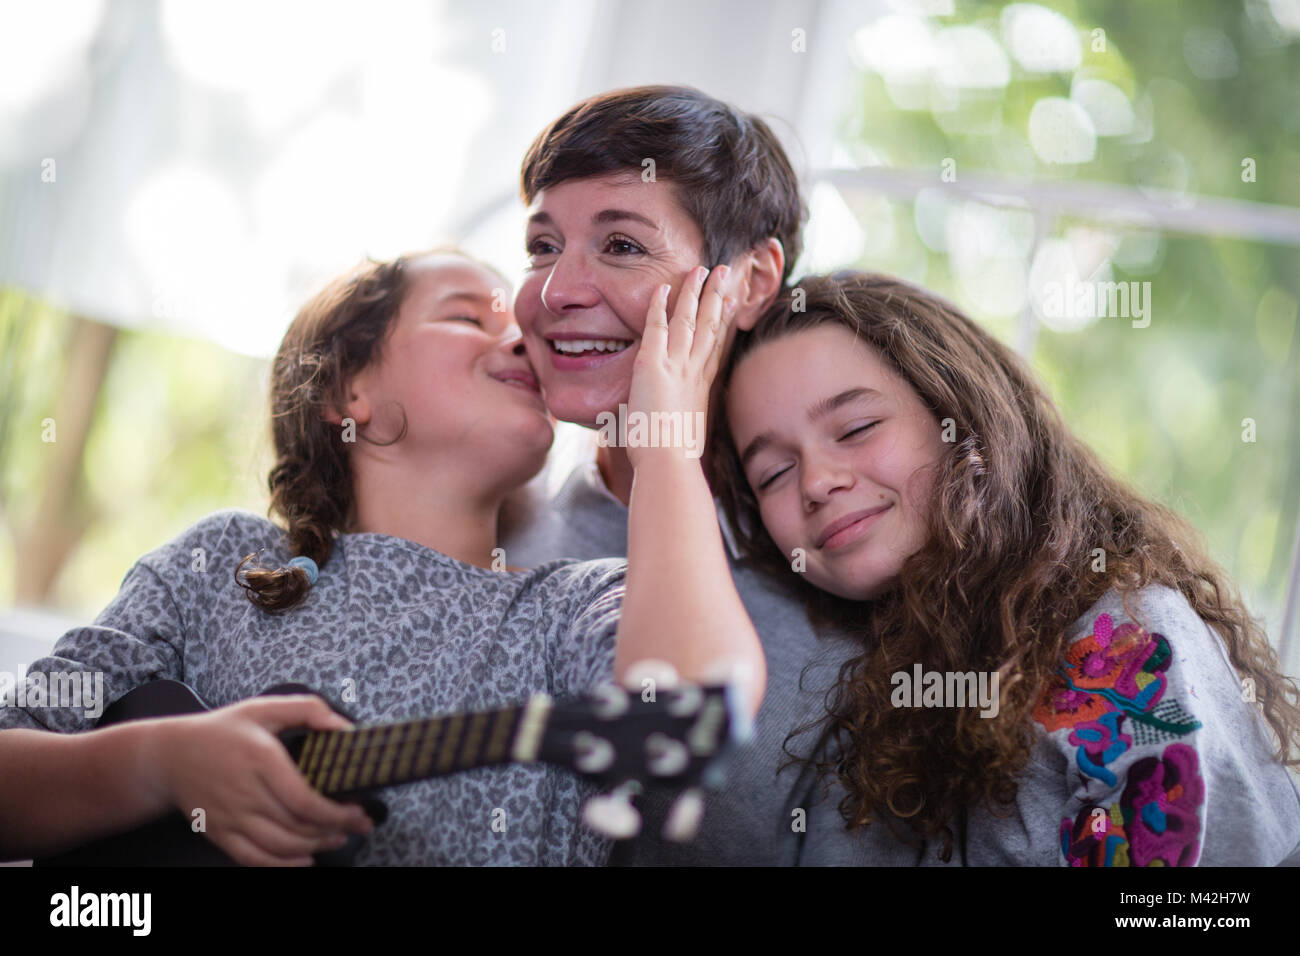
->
(0, 249, 762, 866)
(711, 270, 1300, 865)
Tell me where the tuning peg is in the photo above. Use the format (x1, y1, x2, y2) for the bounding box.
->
(582, 781, 643, 839)
(645, 732, 689, 776)
(662, 787, 706, 842)
(572, 730, 615, 773)
(701, 660, 758, 739)
(686, 695, 729, 756)
(590, 683, 630, 720)
(666, 683, 703, 717)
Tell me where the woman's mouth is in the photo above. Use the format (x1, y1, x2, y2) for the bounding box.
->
(547, 336, 635, 370)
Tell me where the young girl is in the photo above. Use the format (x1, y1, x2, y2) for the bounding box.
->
(0, 251, 762, 866)
(711, 270, 1300, 866)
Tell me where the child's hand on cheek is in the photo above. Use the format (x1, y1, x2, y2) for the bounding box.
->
(625, 265, 734, 470)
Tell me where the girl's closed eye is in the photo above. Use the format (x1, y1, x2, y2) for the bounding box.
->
(840, 421, 879, 441)
(756, 462, 792, 491)
(446, 315, 483, 327)
(754, 422, 879, 489)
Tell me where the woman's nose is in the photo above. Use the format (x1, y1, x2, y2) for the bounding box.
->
(540, 252, 600, 315)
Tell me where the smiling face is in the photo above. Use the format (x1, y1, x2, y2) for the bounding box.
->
(516, 172, 708, 427)
(347, 253, 554, 491)
(725, 324, 949, 601)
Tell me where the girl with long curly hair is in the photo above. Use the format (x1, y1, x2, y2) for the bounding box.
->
(712, 270, 1300, 866)
(0, 250, 762, 866)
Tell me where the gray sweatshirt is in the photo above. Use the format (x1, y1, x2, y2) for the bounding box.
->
(797, 584, 1300, 865)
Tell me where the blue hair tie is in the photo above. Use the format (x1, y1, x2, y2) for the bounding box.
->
(288, 555, 319, 585)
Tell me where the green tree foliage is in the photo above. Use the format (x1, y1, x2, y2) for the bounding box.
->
(834, 0, 1299, 655)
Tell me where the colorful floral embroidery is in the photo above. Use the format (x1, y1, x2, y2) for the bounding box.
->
(1034, 613, 1202, 783)
(1033, 612, 1166, 732)
(1061, 744, 1204, 866)
(1061, 803, 1130, 866)
(1124, 744, 1204, 866)
(1067, 613, 1169, 710)
(1037, 612, 1206, 866)
(1034, 681, 1113, 733)
(1068, 710, 1132, 787)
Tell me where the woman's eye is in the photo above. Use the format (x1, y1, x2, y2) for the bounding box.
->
(840, 422, 878, 441)
(527, 238, 558, 257)
(604, 234, 645, 256)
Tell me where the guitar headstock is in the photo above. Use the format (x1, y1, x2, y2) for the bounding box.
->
(534, 680, 752, 843)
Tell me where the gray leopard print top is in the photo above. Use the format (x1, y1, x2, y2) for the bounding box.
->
(0, 509, 627, 866)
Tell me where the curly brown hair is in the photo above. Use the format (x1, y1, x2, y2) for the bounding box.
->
(237, 248, 496, 611)
(707, 271, 1300, 860)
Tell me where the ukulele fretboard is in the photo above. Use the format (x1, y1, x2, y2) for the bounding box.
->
(296, 694, 553, 794)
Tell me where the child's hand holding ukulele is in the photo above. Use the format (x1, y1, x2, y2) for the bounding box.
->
(145, 695, 372, 866)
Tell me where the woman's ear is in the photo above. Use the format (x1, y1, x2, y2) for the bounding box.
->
(730, 237, 785, 332)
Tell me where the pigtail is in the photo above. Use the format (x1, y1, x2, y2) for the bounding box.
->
(236, 254, 413, 612)
(236, 518, 335, 612)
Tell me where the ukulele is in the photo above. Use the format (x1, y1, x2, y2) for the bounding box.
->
(35, 677, 747, 866)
